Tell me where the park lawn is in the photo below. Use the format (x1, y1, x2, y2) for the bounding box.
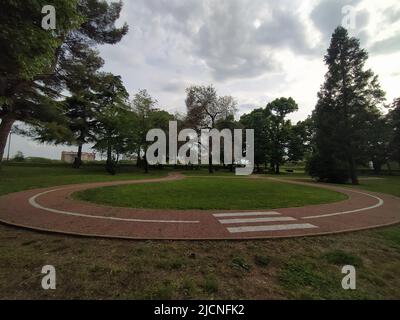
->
(75, 177, 348, 210)
(349, 176, 400, 198)
(0, 164, 167, 196)
(0, 164, 399, 299)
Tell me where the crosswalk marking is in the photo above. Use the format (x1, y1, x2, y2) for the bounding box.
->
(213, 212, 281, 218)
(227, 223, 318, 234)
(213, 211, 319, 234)
(219, 217, 296, 224)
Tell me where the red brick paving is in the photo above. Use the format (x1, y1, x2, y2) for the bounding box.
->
(0, 173, 399, 240)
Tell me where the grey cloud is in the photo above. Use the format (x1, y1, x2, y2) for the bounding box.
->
(383, 6, 400, 24)
(160, 80, 186, 93)
(123, 0, 320, 81)
(311, 0, 369, 43)
(368, 4, 400, 55)
(256, 7, 317, 55)
(190, 0, 322, 80)
(192, 0, 278, 80)
(370, 33, 400, 55)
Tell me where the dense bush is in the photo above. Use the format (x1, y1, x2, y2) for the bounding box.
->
(306, 154, 350, 184)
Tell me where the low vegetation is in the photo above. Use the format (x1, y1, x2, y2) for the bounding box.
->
(75, 176, 347, 210)
(0, 164, 400, 299)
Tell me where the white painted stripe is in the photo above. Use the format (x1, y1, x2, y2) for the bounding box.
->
(227, 223, 318, 233)
(302, 190, 384, 219)
(219, 217, 296, 224)
(28, 189, 200, 224)
(213, 212, 280, 218)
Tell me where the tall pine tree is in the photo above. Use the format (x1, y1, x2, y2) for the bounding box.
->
(309, 27, 385, 184)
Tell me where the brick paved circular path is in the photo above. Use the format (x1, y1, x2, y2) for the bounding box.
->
(0, 172, 399, 240)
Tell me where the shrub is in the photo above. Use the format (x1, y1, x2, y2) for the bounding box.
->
(306, 153, 349, 184)
(13, 151, 25, 162)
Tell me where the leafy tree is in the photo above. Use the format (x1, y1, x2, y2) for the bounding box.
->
(309, 27, 385, 184)
(240, 98, 300, 174)
(13, 151, 25, 162)
(24, 51, 105, 168)
(365, 113, 391, 174)
(388, 98, 400, 167)
(90, 74, 129, 174)
(131, 90, 159, 173)
(0, 0, 82, 164)
(287, 117, 314, 163)
(185, 85, 237, 173)
(0, 0, 128, 165)
(216, 115, 243, 171)
(240, 109, 270, 173)
(265, 97, 299, 174)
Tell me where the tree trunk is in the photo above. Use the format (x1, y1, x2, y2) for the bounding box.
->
(208, 153, 214, 174)
(208, 136, 214, 174)
(270, 162, 275, 174)
(348, 156, 359, 185)
(372, 160, 382, 175)
(386, 161, 393, 176)
(106, 141, 116, 175)
(73, 144, 83, 168)
(144, 154, 149, 174)
(275, 163, 280, 174)
(136, 146, 141, 167)
(0, 115, 15, 166)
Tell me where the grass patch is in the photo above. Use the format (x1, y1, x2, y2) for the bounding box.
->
(0, 164, 167, 196)
(201, 275, 219, 294)
(75, 177, 347, 210)
(254, 255, 271, 267)
(1, 165, 400, 299)
(231, 256, 252, 271)
(322, 250, 363, 267)
(350, 176, 400, 198)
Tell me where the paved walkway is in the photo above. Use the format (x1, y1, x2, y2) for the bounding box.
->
(0, 173, 399, 240)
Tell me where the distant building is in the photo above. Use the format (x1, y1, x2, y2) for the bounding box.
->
(61, 151, 96, 163)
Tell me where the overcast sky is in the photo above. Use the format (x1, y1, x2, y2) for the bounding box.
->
(9, 0, 400, 159)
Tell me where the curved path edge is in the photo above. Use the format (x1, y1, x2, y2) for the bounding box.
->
(0, 172, 400, 240)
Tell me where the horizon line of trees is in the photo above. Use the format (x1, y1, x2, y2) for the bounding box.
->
(0, 1, 399, 184)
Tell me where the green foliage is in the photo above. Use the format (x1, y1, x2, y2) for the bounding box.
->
(240, 97, 301, 173)
(388, 98, 400, 165)
(309, 27, 385, 184)
(0, 0, 81, 81)
(0, 0, 129, 166)
(306, 152, 350, 183)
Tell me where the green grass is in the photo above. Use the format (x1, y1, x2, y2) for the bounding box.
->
(75, 177, 347, 210)
(0, 164, 400, 299)
(0, 164, 167, 196)
(322, 250, 363, 267)
(349, 176, 400, 197)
